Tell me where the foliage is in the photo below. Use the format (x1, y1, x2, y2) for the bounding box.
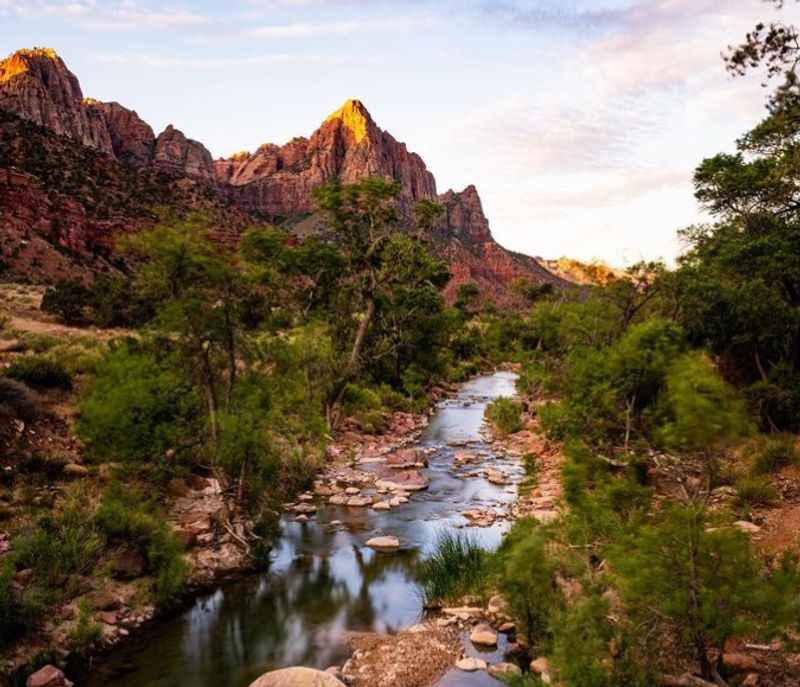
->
(41, 277, 155, 328)
(95, 484, 187, 605)
(610, 503, 800, 681)
(751, 434, 799, 474)
(418, 532, 488, 603)
(12, 488, 103, 588)
(0, 561, 45, 649)
(485, 397, 523, 436)
(78, 340, 203, 464)
(6, 355, 72, 391)
(67, 600, 102, 651)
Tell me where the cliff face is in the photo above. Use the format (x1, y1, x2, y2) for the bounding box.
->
(0, 47, 567, 299)
(0, 48, 214, 180)
(0, 48, 113, 154)
(218, 100, 437, 218)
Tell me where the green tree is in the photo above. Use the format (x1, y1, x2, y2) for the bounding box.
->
(611, 504, 800, 683)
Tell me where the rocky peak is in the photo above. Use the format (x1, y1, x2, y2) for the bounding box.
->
(87, 100, 155, 168)
(0, 47, 112, 153)
(323, 98, 376, 145)
(438, 185, 493, 244)
(154, 125, 215, 182)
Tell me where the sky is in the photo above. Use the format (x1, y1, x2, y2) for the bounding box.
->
(2, 0, 798, 265)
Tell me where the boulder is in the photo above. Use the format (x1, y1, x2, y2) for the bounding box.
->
(470, 623, 498, 647)
(248, 667, 346, 687)
(386, 448, 426, 469)
(489, 662, 522, 678)
(734, 521, 761, 535)
(63, 463, 88, 478)
(26, 665, 73, 687)
(375, 469, 429, 492)
(366, 536, 400, 551)
(456, 657, 487, 672)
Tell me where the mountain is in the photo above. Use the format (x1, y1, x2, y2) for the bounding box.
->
(0, 47, 568, 300)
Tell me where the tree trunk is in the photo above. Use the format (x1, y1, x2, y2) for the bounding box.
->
(326, 297, 376, 423)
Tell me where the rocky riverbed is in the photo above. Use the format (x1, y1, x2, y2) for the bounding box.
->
(70, 369, 560, 687)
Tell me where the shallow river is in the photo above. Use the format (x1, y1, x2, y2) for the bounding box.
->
(86, 371, 520, 687)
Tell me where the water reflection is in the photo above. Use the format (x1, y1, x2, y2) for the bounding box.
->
(87, 372, 518, 687)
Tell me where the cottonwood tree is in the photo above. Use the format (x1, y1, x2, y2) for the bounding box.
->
(312, 177, 450, 418)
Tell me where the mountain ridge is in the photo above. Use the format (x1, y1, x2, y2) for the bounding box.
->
(0, 47, 569, 300)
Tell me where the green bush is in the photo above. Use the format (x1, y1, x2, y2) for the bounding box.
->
(41, 279, 91, 325)
(12, 490, 102, 587)
(6, 355, 72, 391)
(735, 476, 779, 509)
(485, 397, 523, 435)
(751, 435, 798, 475)
(0, 561, 46, 649)
(419, 532, 488, 603)
(95, 485, 187, 605)
(78, 341, 202, 463)
(67, 600, 102, 651)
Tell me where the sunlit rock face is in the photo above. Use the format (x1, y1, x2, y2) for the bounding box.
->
(0, 48, 113, 153)
(217, 99, 437, 218)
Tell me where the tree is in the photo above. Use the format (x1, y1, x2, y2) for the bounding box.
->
(611, 503, 800, 684)
(311, 178, 450, 415)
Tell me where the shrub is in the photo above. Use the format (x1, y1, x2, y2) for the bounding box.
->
(419, 532, 488, 603)
(751, 435, 798, 475)
(41, 279, 91, 325)
(67, 600, 101, 651)
(0, 561, 46, 649)
(0, 377, 40, 427)
(485, 397, 523, 435)
(78, 341, 202, 463)
(735, 476, 779, 510)
(95, 485, 187, 605)
(12, 490, 102, 588)
(6, 356, 72, 391)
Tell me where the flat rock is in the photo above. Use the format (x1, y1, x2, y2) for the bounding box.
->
(734, 520, 761, 534)
(372, 501, 392, 511)
(366, 536, 400, 551)
(375, 469, 429, 492)
(470, 623, 498, 647)
(249, 667, 346, 687)
(346, 495, 372, 507)
(456, 657, 487, 672)
(26, 665, 73, 687)
(488, 662, 522, 678)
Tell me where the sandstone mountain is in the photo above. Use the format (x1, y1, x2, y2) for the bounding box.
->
(0, 47, 568, 300)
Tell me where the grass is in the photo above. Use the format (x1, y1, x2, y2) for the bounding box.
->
(751, 435, 798, 475)
(486, 397, 523, 436)
(418, 531, 489, 604)
(6, 355, 73, 391)
(735, 476, 779, 512)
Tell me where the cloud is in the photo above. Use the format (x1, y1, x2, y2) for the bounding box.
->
(94, 52, 374, 68)
(247, 16, 422, 39)
(2, 0, 209, 29)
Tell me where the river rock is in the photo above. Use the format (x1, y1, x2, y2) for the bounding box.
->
(63, 463, 88, 478)
(456, 657, 487, 672)
(372, 501, 392, 511)
(375, 469, 429, 492)
(248, 667, 346, 687)
(470, 623, 497, 646)
(328, 495, 348, 505)
(366, 536, 400, 550)
(485, 468, 509, 485)
(345, 487, 361, 495)
(346, 495, 372, 507)
(442, 606, 482, 621)
(26, 665, 73, 687)
(386, 448, 426, 469)
(530, 657, 552, 684)
(489, 662, 522, 678)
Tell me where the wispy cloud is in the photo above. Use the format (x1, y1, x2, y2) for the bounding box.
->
(94, 52, 375, 68)
(2, 0, 209, 29)
(247, 16, 423, 39)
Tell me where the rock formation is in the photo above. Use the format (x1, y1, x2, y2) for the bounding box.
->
(0, 47, 569, 299)
(0, 48, 112, 154)
(0, 48, 214, 180)
(218, 99, 436, 218)
(154, 124, 215, 181)
(87, 100, 155, 168)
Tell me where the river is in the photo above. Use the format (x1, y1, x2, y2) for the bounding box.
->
(86, 371, 521, 687)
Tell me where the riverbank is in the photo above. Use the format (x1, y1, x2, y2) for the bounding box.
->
(67, 370, 521, 687)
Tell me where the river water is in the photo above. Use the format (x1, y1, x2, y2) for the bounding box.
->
(86, 371, 520, 687)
